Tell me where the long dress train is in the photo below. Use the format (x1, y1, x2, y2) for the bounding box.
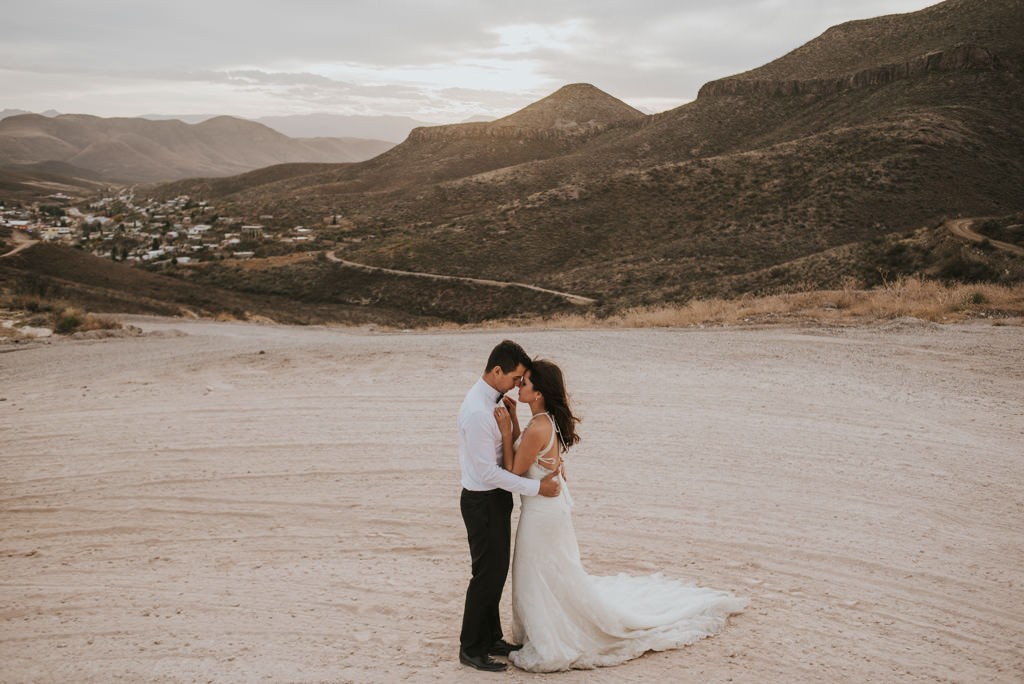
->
(508, 413, 747, 672)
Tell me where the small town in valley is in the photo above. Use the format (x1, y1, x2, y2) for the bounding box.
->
(0, 190, 332, 266)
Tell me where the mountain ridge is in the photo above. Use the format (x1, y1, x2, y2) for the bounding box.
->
(169, 0, 1021, 311)
(699, 43, 1006, 97)
(0, 114, 395, 183)
(725, 0, 1024, 82)
(5, 0, 1023, 325)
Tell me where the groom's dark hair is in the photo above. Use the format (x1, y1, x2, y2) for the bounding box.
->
(485, 340, 531, 373)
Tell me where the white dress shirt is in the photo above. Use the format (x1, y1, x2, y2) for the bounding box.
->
(458, 378, 541, 496)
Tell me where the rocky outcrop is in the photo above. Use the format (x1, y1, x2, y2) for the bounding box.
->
(406, 120, 611, 143)
(698, 45, 1006, 98)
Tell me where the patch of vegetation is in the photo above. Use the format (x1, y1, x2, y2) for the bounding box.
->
(526, 276, 1024, 329)
(52, 307, 122, 335)
(0, 294, 123, 337)
(179, 259, 578, 325)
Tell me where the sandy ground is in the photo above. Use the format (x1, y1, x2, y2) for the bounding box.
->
(1, 317, 1022, 683)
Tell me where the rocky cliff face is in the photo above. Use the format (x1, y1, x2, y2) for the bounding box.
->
(699, 44, 1006, 98)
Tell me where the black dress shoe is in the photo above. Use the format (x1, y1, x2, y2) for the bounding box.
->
(459, 649, 508, 672)
(489, 639, 523, 657)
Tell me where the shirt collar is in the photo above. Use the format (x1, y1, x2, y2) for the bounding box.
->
(476, 377, 501, 405)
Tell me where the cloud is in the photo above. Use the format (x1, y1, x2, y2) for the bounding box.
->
(1, 1, 938, 120)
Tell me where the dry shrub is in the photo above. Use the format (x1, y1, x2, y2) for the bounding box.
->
(78, 313, 123, 333)
(502, 277, 1024, 330)
(53, 308, 123, 335)
(856, 277, 1023, 321)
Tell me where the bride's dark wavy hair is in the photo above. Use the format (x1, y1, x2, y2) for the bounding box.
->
(530, 358, 581, 451)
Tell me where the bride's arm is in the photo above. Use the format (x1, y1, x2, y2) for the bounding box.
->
(495, 405, 516, 472)
(509, 422, 549, 476)
(494, 408, 549, 475)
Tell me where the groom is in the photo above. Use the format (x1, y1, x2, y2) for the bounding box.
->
(457, 340, 560, 672)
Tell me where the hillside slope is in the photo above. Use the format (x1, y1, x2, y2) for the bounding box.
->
(17, 0, 1024, 323)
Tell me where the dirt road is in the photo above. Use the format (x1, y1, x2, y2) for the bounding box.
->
(0, 230, 38, 258)
(2, 318, 1022, 682)
(325, 250, 597, 305)
(946, 218, 1024, 256)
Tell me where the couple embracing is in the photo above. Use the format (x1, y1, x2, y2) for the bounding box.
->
(457, 340, 746, 673)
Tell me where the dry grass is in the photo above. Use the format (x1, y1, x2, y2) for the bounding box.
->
(5, 278, 1021, 337)
(231, 252, 320, 271)
(52, 308, 123, 335)
(500, 277, 1024, 329)
(1, 295, 125, 337)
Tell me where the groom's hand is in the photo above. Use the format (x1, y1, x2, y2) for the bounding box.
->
(538, 469, 561, 498)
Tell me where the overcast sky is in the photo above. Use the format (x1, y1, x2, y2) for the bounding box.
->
(3, 0, 937, 123)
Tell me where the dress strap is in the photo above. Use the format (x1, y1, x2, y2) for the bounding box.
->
(534, 412, 559, 467)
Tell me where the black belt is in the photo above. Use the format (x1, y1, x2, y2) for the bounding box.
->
(461, 488, 509, 497)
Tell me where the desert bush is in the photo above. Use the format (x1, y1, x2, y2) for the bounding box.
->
(937, 253, 1001, 282)
(54, 308, 84, 334)
(965, 291, 988, 305)
(52, 308, 122, 335)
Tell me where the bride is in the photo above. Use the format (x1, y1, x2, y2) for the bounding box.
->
(493, 359, 747, 672)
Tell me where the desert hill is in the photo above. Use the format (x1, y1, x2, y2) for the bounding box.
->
(0, 114, 395, 183)
(144, 0, 1022, 315)
(488, 82, 645, 131)
(9, 0, 1024, 325)
(720, 0, 1023, 84)
(153, 83, 646, 199)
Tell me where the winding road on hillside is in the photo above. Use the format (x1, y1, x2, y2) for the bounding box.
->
(0, 231, 38, 258)
(946, 218, 1024, 256)
(324, 250, 597, 305)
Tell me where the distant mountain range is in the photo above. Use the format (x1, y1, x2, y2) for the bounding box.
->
(0, 114, 396, 184)
(0, 109, 63, 120)
(135, 112, 441, 142)
(0, 108, 452, 143)
(3, 0, 1022, 325)
(0, 108, 496, 188)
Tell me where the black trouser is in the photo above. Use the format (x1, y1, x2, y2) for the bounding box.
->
(459, 487, 514, 657)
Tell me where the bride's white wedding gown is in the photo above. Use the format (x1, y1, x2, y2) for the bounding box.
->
(508, 413, 747, 672)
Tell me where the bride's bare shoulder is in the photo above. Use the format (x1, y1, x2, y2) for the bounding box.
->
(524, 414, 552, 435)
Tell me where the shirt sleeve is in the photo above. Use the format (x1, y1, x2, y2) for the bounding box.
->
(463, 409, 541, 497)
